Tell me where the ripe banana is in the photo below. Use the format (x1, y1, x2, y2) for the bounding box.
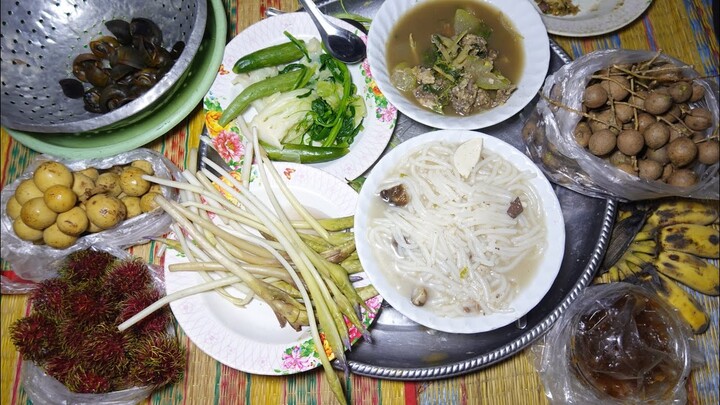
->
(635, 266, 710, 334)
(654, 250, 720, 296)
(658, 224, 720, 259)
(646, 200, 719, 228)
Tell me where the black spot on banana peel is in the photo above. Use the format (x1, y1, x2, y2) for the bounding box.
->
(655, 251, 720, 296)
(659, 224, 720, 259)
(646, 199, 719, 228)
(631, 264, 711, 334)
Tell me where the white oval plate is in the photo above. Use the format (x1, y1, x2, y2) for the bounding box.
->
(203, 12, 397, 181)
(366, 0, 549, 130)
(164, 162, 382, 375)
(533, 0, 652, 37)
(354, 130, 565, 334)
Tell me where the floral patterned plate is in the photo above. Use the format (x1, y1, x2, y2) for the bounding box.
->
(163, 162, 382, 375)
(203, 12, 397, 182)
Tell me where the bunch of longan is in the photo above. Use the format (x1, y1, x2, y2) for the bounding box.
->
(6, 160, 163, 249)
(574, 58, 719, 187)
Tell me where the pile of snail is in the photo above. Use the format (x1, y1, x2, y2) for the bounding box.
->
(59, 18, 184, 114)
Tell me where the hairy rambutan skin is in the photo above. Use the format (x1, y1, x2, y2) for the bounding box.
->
(30, 278, 69, 319)
(103, 259, 154, 300)
(115, 288, 170, 334)
(63, 289, 114, 326)
(10, 313, 58, 364)
(78, 323, 131, 378)
(54, 320, 91, 356)
(63, 366, 113, 394)
(128, 334, 185, 387)
(59, 250, 116, 284)
(13, 252, 182, 395)
(43, 355, 78, 383)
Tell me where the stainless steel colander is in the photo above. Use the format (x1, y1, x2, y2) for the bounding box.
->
(0, 0, 207, 134)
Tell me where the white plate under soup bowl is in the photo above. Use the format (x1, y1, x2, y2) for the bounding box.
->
(354, 130, 565, 333)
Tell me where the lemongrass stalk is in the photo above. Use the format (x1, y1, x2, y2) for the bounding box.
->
(245, 147, 351, 356)
(181, 170, 278, 260)
(201, 164, 348, 351)
(175, 205, 281, 265)
(155, 196, 306, 330)
(306, 250, 369, 334)
(181, 170, 219, 245)
(270, 280, 303, 298)
(252, 131, 330, 241)
(169, 262, 292, 283)
(215, 237, 280, 268)
(189, 170, 260, 225)
(161, 186, 324, 331)
(291, 216, 354, 232)
(173, 223, 254, 307)
(118, 275, 242, 331)
(296, 229, 355, 248)
(200, 162, 349, 375)
(320, 239, 356, 264)
(357, 285, 379, 302)
(241, 133, 254, 186)
(308, 249, 368, 312)
(300, 237, 333, 254)
(181, 201, 267, 234)
(211, 127, 348, 404)
(339, 258, 362, 274)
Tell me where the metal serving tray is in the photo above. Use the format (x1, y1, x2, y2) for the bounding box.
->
(308, 0, 617, 380)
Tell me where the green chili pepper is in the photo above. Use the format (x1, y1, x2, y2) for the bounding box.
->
(232, 40, 306, 74)
(263, 143, 349, 163)
(218, 67, 311, 127)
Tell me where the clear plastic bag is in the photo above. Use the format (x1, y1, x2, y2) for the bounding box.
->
(531, 283, 695, 405)
(22, 361, 155, 405)
(523, 49, 719, 201)
(17, 245, 173, 405)
(0, 148, 182, 287)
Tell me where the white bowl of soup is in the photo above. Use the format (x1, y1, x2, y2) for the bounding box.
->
(354, 130, 565, 333)
(367, 0, 550, 130)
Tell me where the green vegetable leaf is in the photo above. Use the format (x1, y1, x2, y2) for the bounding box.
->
(284, 31, 310, 61)
(454, 9, 492, 39)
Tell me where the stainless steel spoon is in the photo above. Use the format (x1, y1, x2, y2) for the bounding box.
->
(297, 0, 367, 64)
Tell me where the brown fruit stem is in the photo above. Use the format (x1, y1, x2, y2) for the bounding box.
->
(541, 93, 622, 131)
(590, 74, 646, 98)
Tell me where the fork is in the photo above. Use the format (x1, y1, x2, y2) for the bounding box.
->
(196, 126, 234, 179)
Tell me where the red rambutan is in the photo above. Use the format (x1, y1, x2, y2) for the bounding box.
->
(10, 313, 58, 364)
(103, 259, 153, 300)
(63, 289, 113, 325)
(43, 354, 78, 383)
(54, 318, 91, 356)
(115, 288, 170, 334)
(128, 334, 185, 387)
(30, 278, 69, 319)
(63, 366, 113, 394)
(77, 323, 131, 377)
(58, 249, 117, 284)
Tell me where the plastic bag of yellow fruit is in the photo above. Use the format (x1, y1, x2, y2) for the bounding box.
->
(1, 148, 182, 285)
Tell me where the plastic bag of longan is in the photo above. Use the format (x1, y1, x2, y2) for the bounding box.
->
(522, 49, 719, 201)
(0, 148, 182, 288)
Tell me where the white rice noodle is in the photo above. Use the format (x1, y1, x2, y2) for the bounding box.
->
(367, 143, 545, 317)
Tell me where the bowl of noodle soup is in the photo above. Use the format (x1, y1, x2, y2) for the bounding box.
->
(355, 130, 565, 333)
